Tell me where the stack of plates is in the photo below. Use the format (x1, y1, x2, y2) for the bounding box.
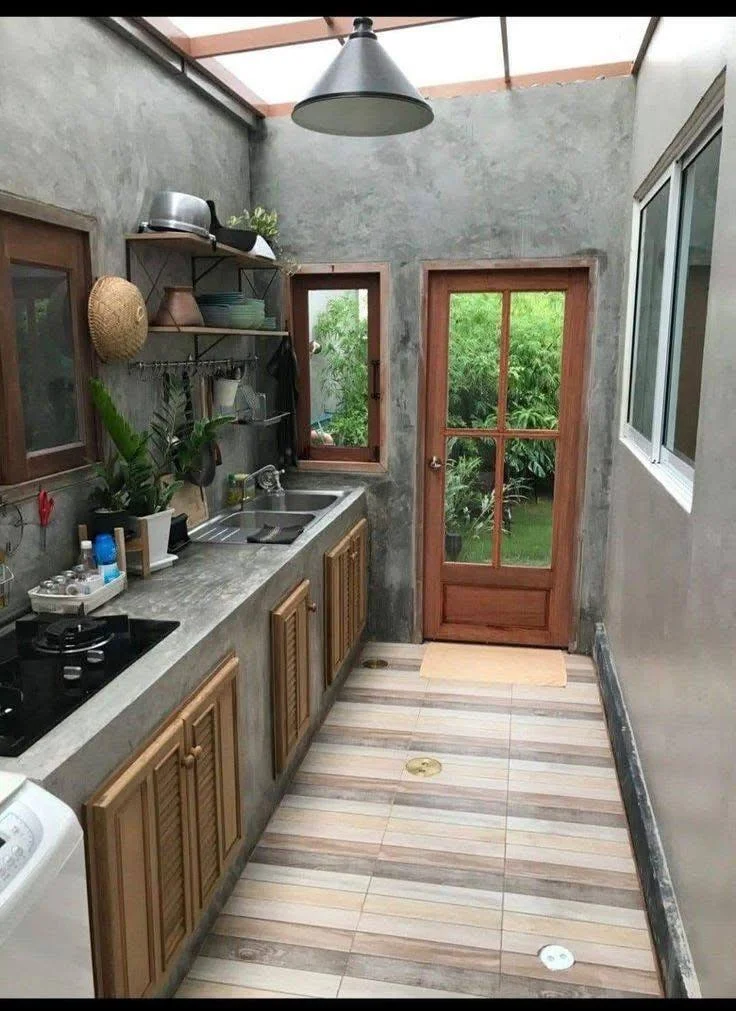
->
(196, 291, 246, 328)
(230, 299, 265, 330)
(260, 316, 278, 330)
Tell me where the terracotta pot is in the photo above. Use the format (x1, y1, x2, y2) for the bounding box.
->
(150, 286, 204, 327)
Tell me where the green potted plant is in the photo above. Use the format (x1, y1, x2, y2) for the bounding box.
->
(88, 450, 133, 537)
(227, 206, 299, 275)
(89, 379, 184, 568)
(172, 414, 234, 488)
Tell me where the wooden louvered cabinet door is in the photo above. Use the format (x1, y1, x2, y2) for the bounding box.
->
(271, 579, 311, 774)
(349, 519, 368, 644)
(324, 531, 351, 684)
(180, 655, 241, 915)
(85, 719, 192, 998)
(324, 519, 369, 685)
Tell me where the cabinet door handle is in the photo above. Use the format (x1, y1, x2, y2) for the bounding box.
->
(181, 753, 195, 768)
(191, 745, 203, 759)
(307, 600, 318, 612)
(350, 551, 358, 560)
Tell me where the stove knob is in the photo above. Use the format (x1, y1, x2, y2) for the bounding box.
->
(86, 649, 105, 664)
(63, 666, 83, 682)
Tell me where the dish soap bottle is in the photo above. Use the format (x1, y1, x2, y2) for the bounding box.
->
(93, 533, 120, 584)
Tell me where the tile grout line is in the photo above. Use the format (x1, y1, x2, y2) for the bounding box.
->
(340, 652, 429, 997)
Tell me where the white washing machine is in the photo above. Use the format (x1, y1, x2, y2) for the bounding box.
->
(0, 771, 95, 997)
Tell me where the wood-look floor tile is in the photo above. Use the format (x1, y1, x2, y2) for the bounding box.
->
(325, 701, 421, 732)
(186, 956, 342, 999)
(249, 843, 376, 877)
(502, 891, 650, 929)
(379, 844, 505, 875)
(506, 842, 636, 874)
(506, 815, 630, 842)
(363, 893, 502, 930)
(510, 758, 617, 780)
(373, 858, 505, 893)
(508, 768, 621, 801)
(232, 878, 366, 911)
(500, 951, 661, 997)
(368, 875, 503, 910)
(383, 830, 505, 860)
(243, 861, 370, 894)
(201, 931, 349, 977)
(175, 978, 301, 999)
(502, 929, 657, 972)
(506, 828, 633, 859)
(223, 895, 362, 931)
(338, 975, 479, 999)
(502, 910, 652, 950)
(266, 808, 388, 845)
(344, 952, 500, 997)
(280, 793, 392, 818)
(258, 832, 381, 863)
(213, 915, 355, 953)
(351, 931, 501, 973)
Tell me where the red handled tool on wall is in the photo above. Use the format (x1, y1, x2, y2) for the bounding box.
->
(37, 488, 55, 551)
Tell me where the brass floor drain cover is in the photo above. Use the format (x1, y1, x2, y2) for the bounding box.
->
(405, 757, 442, 777)
(363, 658, 389, 669)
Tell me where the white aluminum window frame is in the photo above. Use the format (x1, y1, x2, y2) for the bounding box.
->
(619, 113, 723, 513)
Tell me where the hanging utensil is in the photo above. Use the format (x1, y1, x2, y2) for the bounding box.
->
(37, 488, 55, 551)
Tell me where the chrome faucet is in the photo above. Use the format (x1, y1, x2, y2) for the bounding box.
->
(238, 465, 285, 509)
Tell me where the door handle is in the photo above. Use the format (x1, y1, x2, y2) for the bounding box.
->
(428, 456, 444, 471)
(307, 600, 318, 613)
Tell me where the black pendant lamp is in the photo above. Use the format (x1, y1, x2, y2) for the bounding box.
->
(291, 17, 434, 137)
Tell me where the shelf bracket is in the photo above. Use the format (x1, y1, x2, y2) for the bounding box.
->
(192, 255, 231, 286)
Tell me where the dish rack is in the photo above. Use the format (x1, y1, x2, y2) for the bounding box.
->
(28, 572, 127, 616)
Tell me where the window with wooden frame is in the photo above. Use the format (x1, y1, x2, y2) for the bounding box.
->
(290, 268, 386, 466)
(0, 210, 97, 485)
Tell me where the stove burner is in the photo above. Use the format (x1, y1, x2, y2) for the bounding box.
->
(33, 617, 113, 655)
(0, 684, 23, 723)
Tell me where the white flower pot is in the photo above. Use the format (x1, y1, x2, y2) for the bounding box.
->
(214, 378, 240, 408)
(138, 509, 174, 566)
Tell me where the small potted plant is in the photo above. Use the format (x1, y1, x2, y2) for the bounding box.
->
(89, 379, 183, 568)
(88, 451, 133, 537)
(172, 414, 234, 489)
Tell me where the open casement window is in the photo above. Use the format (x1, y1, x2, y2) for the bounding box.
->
(291, 272, 381, 463)
(623, 113, 722, 507)
(0, 212, 97, 484)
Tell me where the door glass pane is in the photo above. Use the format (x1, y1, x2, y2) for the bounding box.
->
(501, 438, 556, 567)
(307, 288, 368, 448)
(443, 436, 496, 564)
(11, 263, 80, 453)
(628, 181, 670, 440)
(507, 291, 564, 430)
(447, 293, 501, 428)
(664, 130, 721, 465)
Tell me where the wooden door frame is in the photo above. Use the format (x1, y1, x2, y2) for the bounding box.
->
(414, 257, 598, 648)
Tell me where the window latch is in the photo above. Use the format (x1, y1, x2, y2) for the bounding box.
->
(370, 359, 380, 400)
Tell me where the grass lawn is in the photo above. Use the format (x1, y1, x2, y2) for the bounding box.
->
(450, 495, 553, 566)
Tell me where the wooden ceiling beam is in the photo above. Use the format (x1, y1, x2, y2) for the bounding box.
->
(632, 16, 661, 76)
(323, 16, 345, 46)
(188, 16, 468, 59)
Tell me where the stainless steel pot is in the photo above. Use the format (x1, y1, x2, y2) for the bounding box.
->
(141, 191, 214, 240)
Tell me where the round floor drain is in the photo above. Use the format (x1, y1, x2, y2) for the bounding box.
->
(363, 658, 389, 669)
(405, 757, 442, 777)
(538, 944, 575, 972)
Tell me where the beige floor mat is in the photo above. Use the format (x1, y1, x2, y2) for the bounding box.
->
(420, 641, 566, 686)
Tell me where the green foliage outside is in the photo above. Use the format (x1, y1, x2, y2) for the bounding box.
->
(453, 496, 554, 567)
(313, 292, 368, 447)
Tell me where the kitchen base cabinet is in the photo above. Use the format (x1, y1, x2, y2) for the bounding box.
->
(325, 518, 368, 685)
(85, 655, 241, 998)
(271, 580, 312, 775)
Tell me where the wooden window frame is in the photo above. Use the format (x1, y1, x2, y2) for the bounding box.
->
(0, 202, 98, 485)
(289, 264, 388, 471)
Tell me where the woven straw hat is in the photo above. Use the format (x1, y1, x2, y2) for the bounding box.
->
(88, 276, 148, 361)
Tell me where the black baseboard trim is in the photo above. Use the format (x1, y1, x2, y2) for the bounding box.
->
(594, 624, 700, 998)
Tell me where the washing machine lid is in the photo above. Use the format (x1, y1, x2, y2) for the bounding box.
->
(0, 772, 25, 809)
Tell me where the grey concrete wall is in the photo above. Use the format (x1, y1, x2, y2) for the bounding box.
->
(0, 16, 255, 618)
(252, 77, 635, 646)
(603, 17, 736, 998)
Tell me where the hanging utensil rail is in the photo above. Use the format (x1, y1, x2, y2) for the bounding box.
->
(127, 355, 257, 379)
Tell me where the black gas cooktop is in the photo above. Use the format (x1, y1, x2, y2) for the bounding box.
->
(0, 613, 179, 758)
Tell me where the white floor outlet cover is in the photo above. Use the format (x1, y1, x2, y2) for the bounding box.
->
(538, 944, 575, 971)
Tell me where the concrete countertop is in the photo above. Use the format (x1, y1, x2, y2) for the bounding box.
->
(0, 485, 366, 787)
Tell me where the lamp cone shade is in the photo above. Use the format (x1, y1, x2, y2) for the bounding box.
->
(291, 17, 434, 137)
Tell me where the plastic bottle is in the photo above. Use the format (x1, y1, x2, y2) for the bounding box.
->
(93, 533, 120, 585)
(78, 540, 97, 573)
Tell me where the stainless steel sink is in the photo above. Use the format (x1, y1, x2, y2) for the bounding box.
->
(190, 510, 314, 545)
(189, 488, 346, 545)
(250, 491, 339, 511)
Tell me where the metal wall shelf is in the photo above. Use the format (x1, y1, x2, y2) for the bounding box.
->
(148, 326, 288, 338)
(125, 231, 283, 270)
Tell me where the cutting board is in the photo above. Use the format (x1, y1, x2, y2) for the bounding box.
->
(165, 478, 209, 530)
